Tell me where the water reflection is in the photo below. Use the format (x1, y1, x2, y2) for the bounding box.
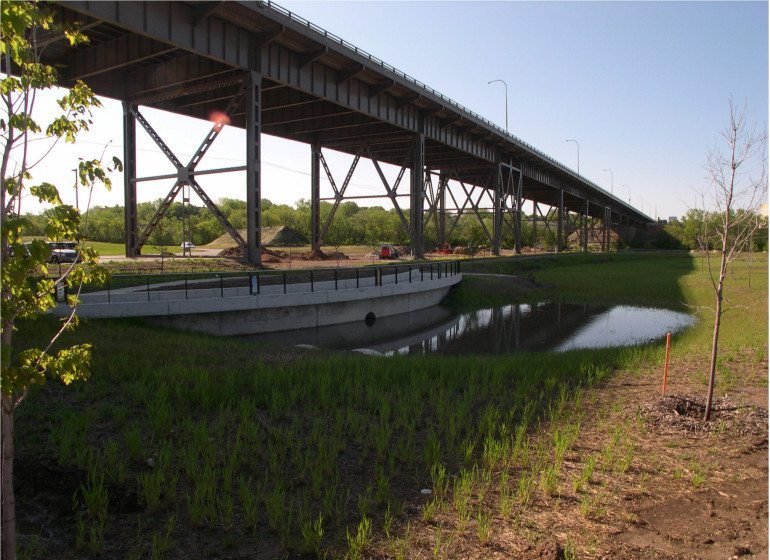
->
(242, 302, 695, 356)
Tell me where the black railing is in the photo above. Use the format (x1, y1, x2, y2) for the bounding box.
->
(79, 261, 461, 303)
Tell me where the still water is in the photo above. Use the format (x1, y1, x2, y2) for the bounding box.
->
(242, 302, 695, 356)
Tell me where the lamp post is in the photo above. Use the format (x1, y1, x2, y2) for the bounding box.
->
(566, 139, 580, 174)
(635, 195, 644, 211)
(602, 168, 614, 195)
(71, 157, 84, 212)
(623, 184, 631, 203)
(487, 79, 508, 132)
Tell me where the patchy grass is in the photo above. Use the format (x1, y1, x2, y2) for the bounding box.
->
(12, 251, 768, 559)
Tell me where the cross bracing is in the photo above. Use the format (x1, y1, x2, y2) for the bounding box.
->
(23, 0, 654, 263)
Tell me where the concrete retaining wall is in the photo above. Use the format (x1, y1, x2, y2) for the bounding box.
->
(54, 271, 462, 336)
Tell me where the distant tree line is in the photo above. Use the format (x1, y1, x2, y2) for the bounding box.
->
(657, 208, 768, 251)
(21, 199, 766, 252)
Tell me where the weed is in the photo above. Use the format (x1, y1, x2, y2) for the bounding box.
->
(422, 497, 440, 522)
(346, 516, 371, 560)
(150, 515, 176, 560)
(139, 469, 165, 513)
(300, 513, 324, 555)
(123, 423, 142, 463)
(476, 510, 492, 545)
(540, 465, 559, 496)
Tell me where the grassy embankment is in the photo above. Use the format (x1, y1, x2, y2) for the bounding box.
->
(13, 251, 767, 558)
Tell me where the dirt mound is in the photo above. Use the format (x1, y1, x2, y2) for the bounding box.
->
(217, 246, 288, 263)
(208, 227, 308, 249)
(641, 394, 769, 437)
(296, 249, 349, 261)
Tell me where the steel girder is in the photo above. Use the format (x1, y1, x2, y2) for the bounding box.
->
(246, 71, 263, 264)
(124, 81, 248, 257)
(46, 1, 656, 262)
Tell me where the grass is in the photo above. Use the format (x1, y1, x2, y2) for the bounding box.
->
(12, 251, 768, 559)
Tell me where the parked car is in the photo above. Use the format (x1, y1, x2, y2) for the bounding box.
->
(48, 241, 78, 263)
(181, 241, 196, 250)
(379, 244, 401, 260)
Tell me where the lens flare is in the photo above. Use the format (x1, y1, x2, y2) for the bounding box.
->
(209, 110, 230, 126)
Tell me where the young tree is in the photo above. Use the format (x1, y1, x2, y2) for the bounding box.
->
(699, 98, 767, 421)
(1, 4, 120, 557)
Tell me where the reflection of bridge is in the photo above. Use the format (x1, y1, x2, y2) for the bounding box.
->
(39, 1, 654, 263)
(365, 302, 608, 355)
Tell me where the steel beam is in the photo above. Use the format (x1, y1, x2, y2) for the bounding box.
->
(310, 143, 321, 252)
(438, 171, 447, 248)
(492, 163, 502, 256)
(122, 102, 139, 257)
(246, 70, 262, 264)
(515, 168, 523, 255)
(67, 34, 177, 82)
(411, 133, 425, 258)
(557, 190, 564, 253)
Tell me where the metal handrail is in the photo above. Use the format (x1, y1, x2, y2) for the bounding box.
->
(86, 261, 461, 302)
(260, 1, 647, 217)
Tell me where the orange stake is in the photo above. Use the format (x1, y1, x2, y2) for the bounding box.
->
(662, 332, 672, 396)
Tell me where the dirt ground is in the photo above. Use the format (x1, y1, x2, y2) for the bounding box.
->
(382, 349, 768, 560)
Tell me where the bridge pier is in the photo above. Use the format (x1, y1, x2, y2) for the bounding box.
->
(310, 142, 321, 254)
(557, 190, 564, 253)
(122, 101, 139, 258)
(410, 133, 425, 258)
(246, 71, 263, 265)
(582, 200, 589, 252)
(492, 162, 502, 256)
(438, 171, 447, 249)
(514, 168, 523, 255)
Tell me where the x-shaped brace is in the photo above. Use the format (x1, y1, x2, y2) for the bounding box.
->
(132, 83, 247, 251)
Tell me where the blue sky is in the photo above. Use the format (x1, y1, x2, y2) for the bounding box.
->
(18, 1, 768, 220)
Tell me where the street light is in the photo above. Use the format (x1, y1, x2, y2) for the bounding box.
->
(623, 184, 631, 203)
(635, 195, 644, 211)
(71, 157, 84, 212)
(602, 168, 614, 195)
(566, 139, 580, 174)
(487, 79, 508, 132)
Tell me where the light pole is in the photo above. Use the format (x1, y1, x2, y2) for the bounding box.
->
(602, 168, 614, 195)
(71, 157, 84, 212)
(487, 79, 508, 132)
(566, 139, 580, 174)
(623, 184, 631, 203)
(635, 195, 644, 211)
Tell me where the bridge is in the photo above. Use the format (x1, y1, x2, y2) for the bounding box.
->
(38, 0, 654, 264)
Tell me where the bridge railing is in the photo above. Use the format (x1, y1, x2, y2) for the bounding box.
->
(260, 1, 635, 211)
(68, 261, 461, 304)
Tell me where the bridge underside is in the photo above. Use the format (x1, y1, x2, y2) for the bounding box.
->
(32, 1, 653, 263)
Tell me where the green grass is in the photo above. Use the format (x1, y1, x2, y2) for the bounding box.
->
(12, 251, 768, 559)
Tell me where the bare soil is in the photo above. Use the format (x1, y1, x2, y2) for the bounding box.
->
(376, 353, 767, 560)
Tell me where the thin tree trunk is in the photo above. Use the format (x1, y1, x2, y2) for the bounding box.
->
(704, 238, 728, 421)
(1, 393, 16, 560)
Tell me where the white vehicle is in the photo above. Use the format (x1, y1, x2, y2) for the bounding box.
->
(180, 241, 196, 250)
(48, 241, 78, 263)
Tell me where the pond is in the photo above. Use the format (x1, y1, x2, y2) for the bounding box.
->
(240, 302, 696, 356)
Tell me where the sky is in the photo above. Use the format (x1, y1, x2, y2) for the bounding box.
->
(14, 1, 769, 221)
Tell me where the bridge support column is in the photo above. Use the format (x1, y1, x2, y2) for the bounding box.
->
(492, 163, 502, 256)
(438, 171, 447, 248)
(556, 190, 564, 253)
(531, 203, 538, 249)
(602, 207, 610, 252)
(246, 71, 263, 265)
(122, 101, 139, 258)
(310, 142, 321, 254)
(582, 200, 589, 252)
(514, 169, 523, 255)
(410, 133, 425, 258)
